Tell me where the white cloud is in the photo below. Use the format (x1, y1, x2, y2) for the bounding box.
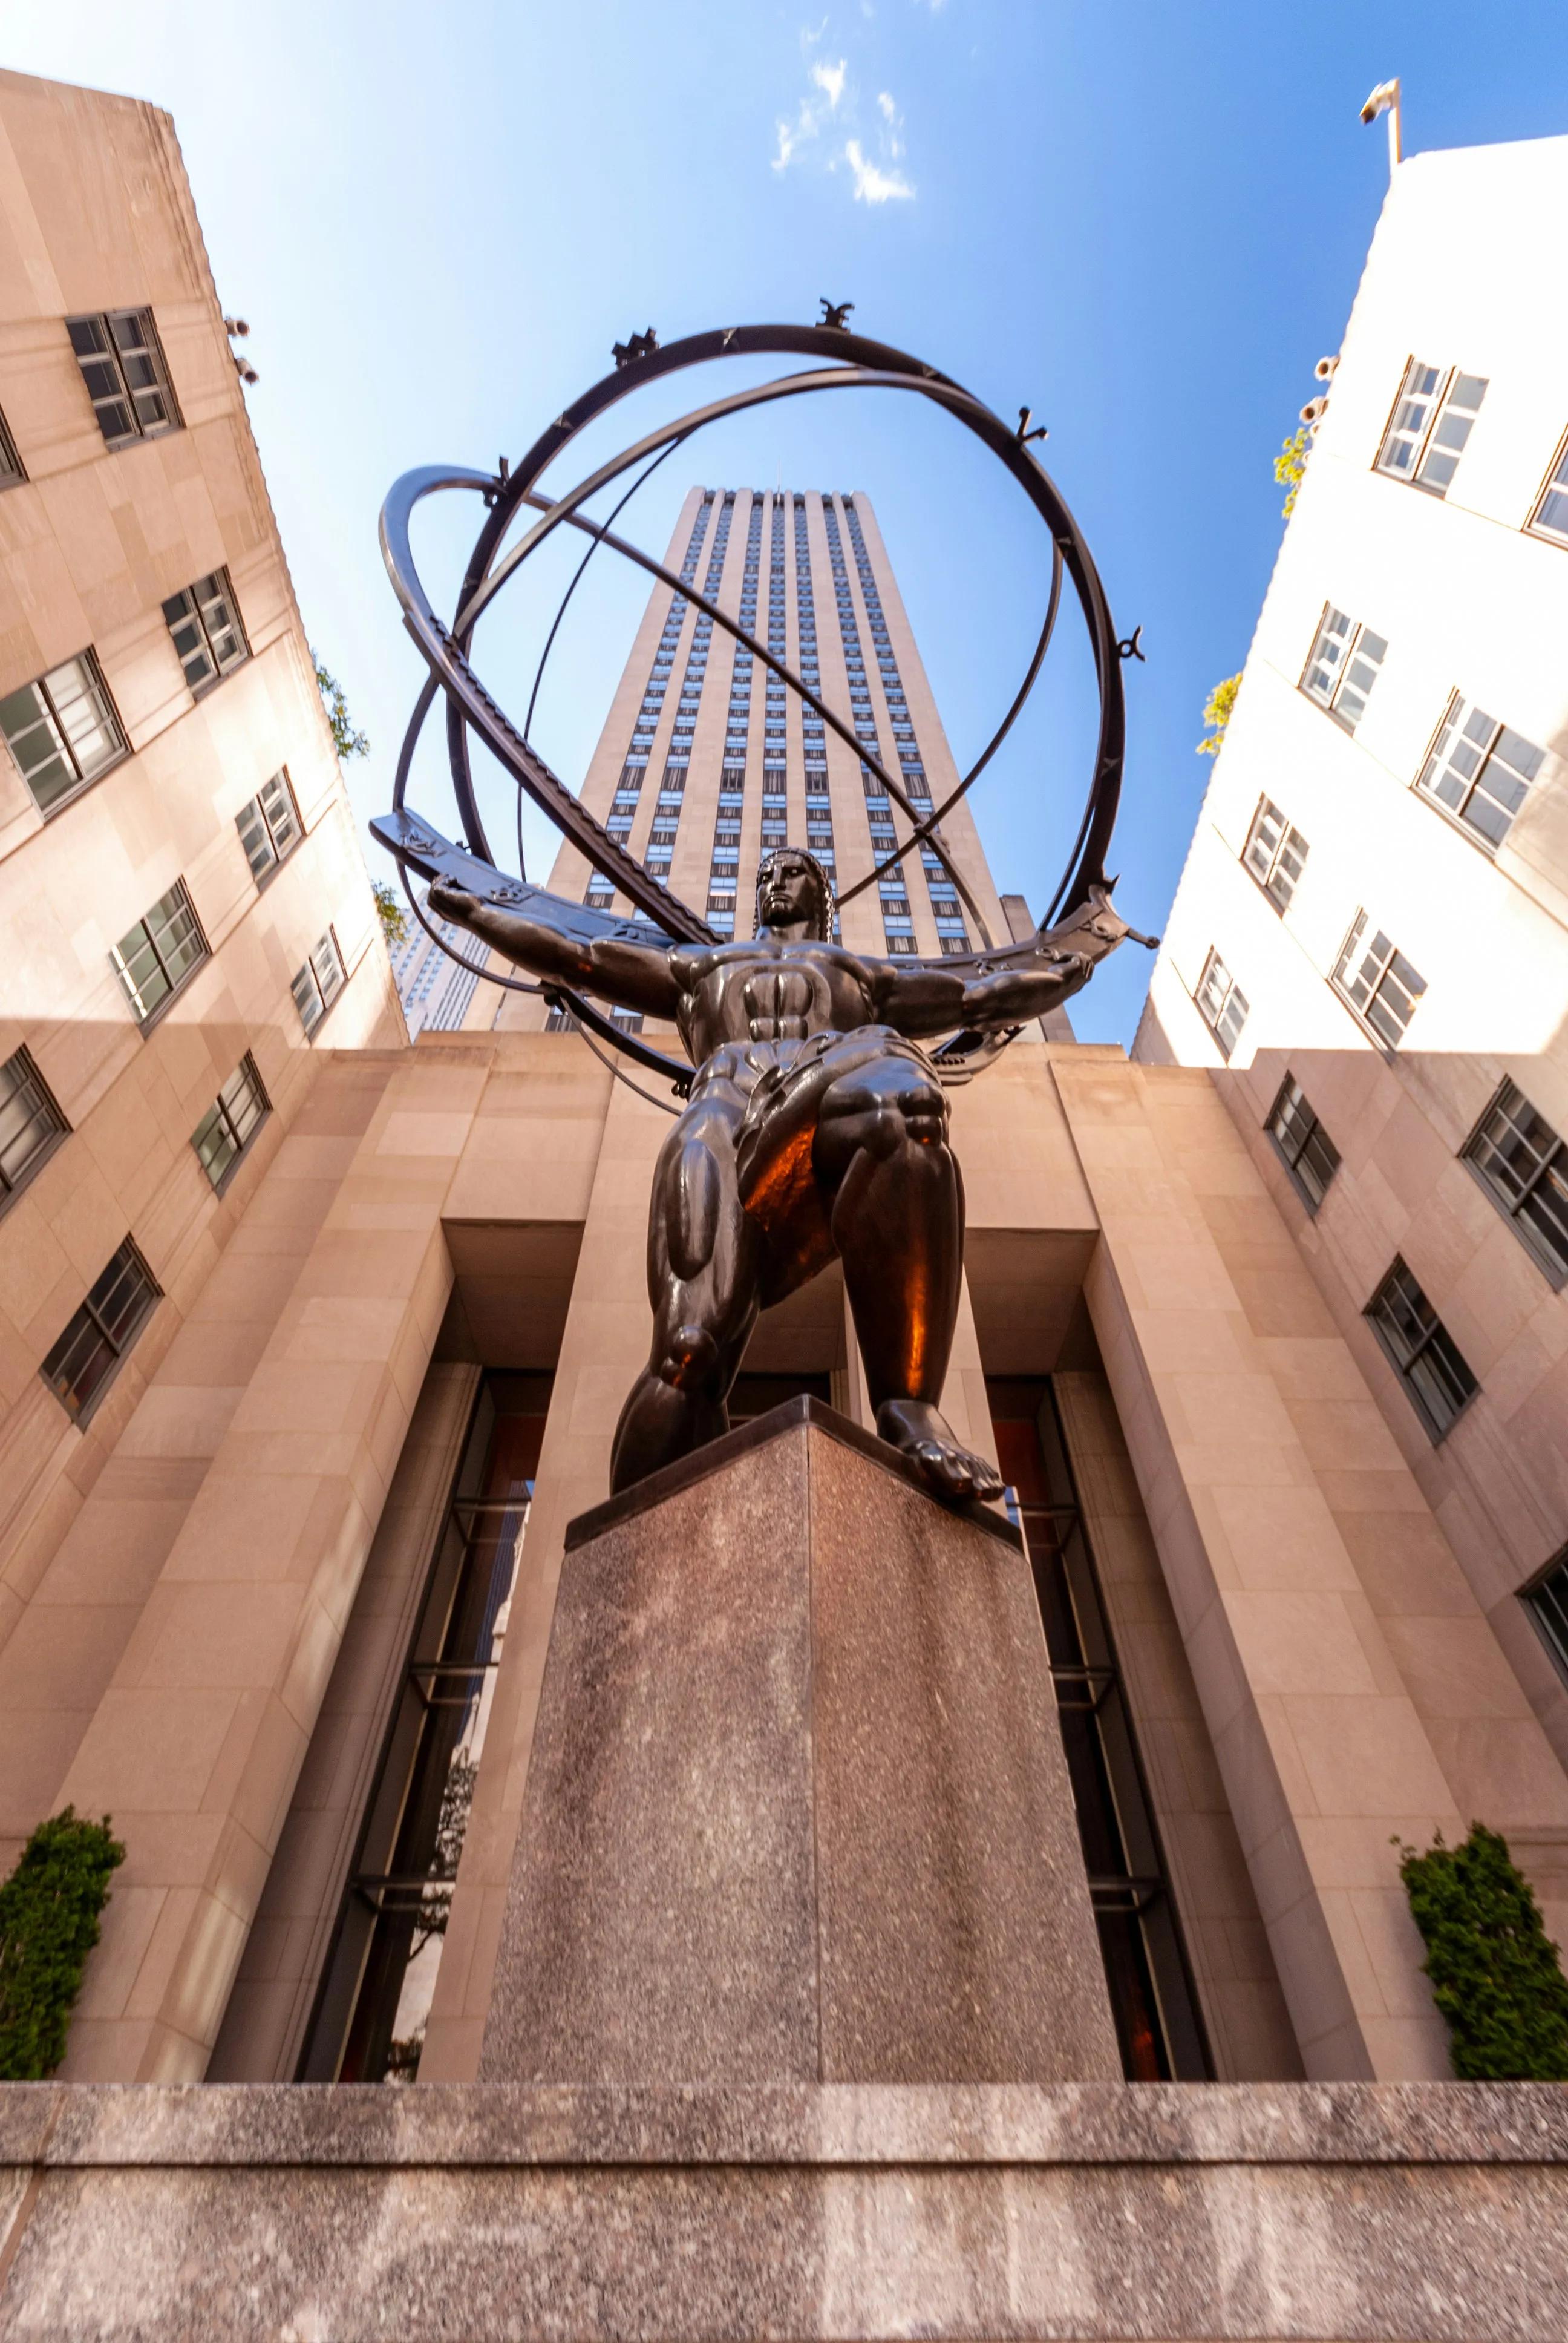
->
(877, 90, 895, 120)
(812, 57, 848, 108)
(844, 137, 915, 203)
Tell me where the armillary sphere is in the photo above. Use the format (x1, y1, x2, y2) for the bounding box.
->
(372, 316, 1145, 1104)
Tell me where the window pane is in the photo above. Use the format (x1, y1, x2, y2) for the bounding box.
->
(292, 964, 325, 1035)
(0, 678, 75, 810)
(0, 1046, 67, 1196)
(258, 770, 300, 860)
(162, 588, 214, 690)
(44, 654, 123, 782)
(237, 795, 278, 880)
(41, 1236, 158, 1420)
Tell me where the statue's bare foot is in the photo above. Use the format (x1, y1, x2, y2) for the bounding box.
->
(875, 1398, 1005, 1505)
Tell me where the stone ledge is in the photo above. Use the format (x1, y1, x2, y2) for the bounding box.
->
(3, 2080, 1567, 2168)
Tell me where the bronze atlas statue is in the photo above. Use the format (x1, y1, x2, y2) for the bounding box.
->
(372, 317, 1150, 1505)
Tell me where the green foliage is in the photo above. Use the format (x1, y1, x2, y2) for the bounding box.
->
(372, 880, 408, 948)
(1196, 672, 1241, 758)
(313, 652, 369, 763)
(1396, 1823, 1568, 2080)
(0, 1807, 125, 2079)
(1275, 424, 1310, 517)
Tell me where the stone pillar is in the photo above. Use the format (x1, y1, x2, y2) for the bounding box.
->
(479, 1400, 1120, 2085)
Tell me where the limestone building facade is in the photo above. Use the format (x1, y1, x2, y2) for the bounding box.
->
(3, 70, 1567, 2104)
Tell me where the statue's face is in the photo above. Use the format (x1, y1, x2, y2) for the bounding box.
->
(758, 853, 823, 937)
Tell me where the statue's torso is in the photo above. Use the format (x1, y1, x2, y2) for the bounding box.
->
(673, 939, 876, 1066)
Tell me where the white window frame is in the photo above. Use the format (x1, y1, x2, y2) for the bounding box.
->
(1415, 695, 1545, 854)
(1194, 949, 1249, 1060)
(113, 879, 209, 1025)
(0, 649, 127, 814)
(1374, 358, 1487, 497)
(1527, 428, 1568, 548)
(162, 568, 249, 695)
(1301, 607, 1387, 733)
(1242, 798, 1309, 912)
(1331, 913, 1426, 1049)
(191, 1054, 270, 1193)
(237, 768, 302, 884)
(292, 929, 347, 1038)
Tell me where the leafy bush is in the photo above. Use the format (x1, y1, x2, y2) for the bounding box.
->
(1196, 672, 1241, 758)
(0, 1807, 125, 2080)
(1275, 424, 1310, 517)
(1396, 1823, 1568, 2080)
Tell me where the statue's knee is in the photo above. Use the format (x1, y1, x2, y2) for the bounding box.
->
(657, 1322, 720, 1392)
(892, 1072, 947, 1149)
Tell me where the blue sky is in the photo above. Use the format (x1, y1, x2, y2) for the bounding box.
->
(8, 0, 1568, 1040)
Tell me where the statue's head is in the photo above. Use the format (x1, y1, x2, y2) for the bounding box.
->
(754, 846, 836, 943)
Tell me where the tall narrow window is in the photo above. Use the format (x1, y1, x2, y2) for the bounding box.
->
(0, 404, 23, 487)
(191, 1055, 270, 1191)
(1524, 1552, 1568, 1687)
(113, 880, 208, 1024)
(1333, 914, 1425, 1047)
(988, 1380, 1209, 2081)
(1463, 1080, 1568, 1282)
(1267, 1075, 1341, 1210)
(292, 929, 346, 1037)
(1366, 1259, 1477, 1440)
(237, 770, 302, 882)
(1301, 606, 1387, 732)
(1528, 432, 1568, 548)
(0, 1044, 68, 1210)
(1376, 360, 1487, 496)
(41, 1236, 160, 1424)
(1195, 949, 1249, 1059)
(162, 569, 249, 693)
(300, 1374, 552, 2082)
(67, 309, 180, 447)
(0, 650, 126, 814)
(1416, 696, 1544, 851)
(1242, 798, 1309, 911)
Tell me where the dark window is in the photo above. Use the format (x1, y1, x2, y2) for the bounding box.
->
(0, 650, 126, 814)
(1267, 1076, 1341, 1210)
(237, 769, 302, 882)
(162, 568, 249, 693)
(988, 1380, 1209, 2080)
(113, 879, 208, 1024)
(0, 1044, 68, 1210)
(67, 309, 180, 447)
(1524, 1553, 1568, 1686)
(191, 1054, 269, 1191)
(292, 929, 346, 1037)
(1333, 913, 1425, 1047)
(41, 1236, 160, 1424)
(1366, 1259, 1478, 1439)
(0, 404, 23, 487)
(1463, 1080, 1568, 1281)
(300, 1374, 553, 2081)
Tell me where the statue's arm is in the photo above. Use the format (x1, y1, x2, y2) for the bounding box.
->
(426, 884, 682, 1018)
(873, 949, 1094, 1039)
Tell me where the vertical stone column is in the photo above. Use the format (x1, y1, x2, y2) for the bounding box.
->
(54, 1047, 491, 2080)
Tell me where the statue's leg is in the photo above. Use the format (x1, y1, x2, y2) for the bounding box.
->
(610, 1094, 761, 1493)
(815, 1050, 1002, 1502)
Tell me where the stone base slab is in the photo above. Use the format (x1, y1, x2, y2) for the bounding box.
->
(2, 2080, 1566, 2339)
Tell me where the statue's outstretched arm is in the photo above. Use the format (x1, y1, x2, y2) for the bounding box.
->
(427, 883, 682, 1018)
(874, 890, 1135, 1040)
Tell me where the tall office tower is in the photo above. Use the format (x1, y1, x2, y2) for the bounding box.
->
(0, 66, 398, 1991)
(389, 885, 489, 1037)
(1135, 133, 1568, 1785)
(495, 485, 1011, 1037)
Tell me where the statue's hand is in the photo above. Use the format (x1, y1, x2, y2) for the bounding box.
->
(428, 881, 482, 924)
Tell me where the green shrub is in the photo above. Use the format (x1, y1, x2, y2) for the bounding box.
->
(1196, 672, 1241, 758)
(1396, 1822, 1568, 2080)
(0, 1807, 125, 2080)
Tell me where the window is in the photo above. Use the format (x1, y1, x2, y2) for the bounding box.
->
(1194, 949, 1249, 1060)
(1266, 1076, 1341, 1210)
(0, 1045, 68, 1210)
(113, 880, 208, 1024)
(1416, 695, 1544, 851)
(1524, 1552, 1568, 1687)
(1242, 799, 1308, 911)
(1529, 432, 1568, 548)
(1463, 1080, 1568, 1282)
(67, 309, 180, 447)
(162, 569, 248, 693)
(1375, 360, 1487, 496)
(292, 929, 347, 1037)
(0, 404, 22, 487)
(191, 1055, 269, 1191)
(0, 650, 126, 814)
(41, 1236, 160, 1425)
(1333, 914, 1425, 1047)
(237, 769, 302, 882)
(1302, 606, 1387, 732)
(1365, 1259, 1477, 1440)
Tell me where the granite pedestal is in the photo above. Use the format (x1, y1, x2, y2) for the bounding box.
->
(479, 1397, 1120, 2088)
